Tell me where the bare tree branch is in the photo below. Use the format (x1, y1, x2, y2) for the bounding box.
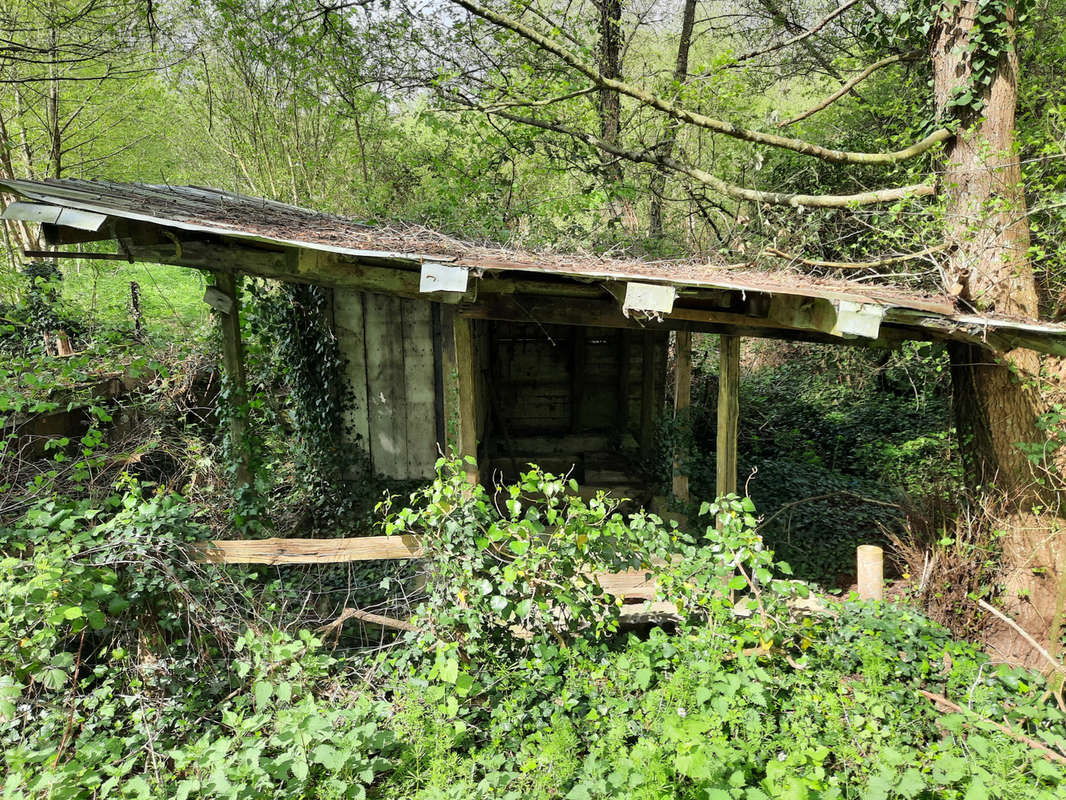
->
(779, 52, 922, 127)
(448, 0, 951, 165)
(475, 102, 935, 208)
(734, 0, 864, 64)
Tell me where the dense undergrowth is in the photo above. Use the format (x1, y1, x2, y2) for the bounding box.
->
(2, 462, 1063, 799)
(667, 338, 960, 588)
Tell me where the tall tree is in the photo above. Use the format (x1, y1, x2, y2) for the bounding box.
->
(932, 0, 1064, 662)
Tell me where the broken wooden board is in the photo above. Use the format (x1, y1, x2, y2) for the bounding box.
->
(193, 535, 424, 564)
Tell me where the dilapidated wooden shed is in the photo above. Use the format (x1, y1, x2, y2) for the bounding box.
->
(5, 177, 1066, 501)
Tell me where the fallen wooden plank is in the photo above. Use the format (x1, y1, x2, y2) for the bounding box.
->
(193, 535, 424, 564)
(193, 537, 665, 602)
(595, 569, 658, 600)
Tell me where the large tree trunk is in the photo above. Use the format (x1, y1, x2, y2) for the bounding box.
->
(595, 0, 637, 229)
(648, 0, 697, 239)
(932, 1, 1066, 663)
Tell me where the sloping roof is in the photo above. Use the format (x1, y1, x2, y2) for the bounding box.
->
(1, 177, 952, 313)
(4, 177, 1066, 353)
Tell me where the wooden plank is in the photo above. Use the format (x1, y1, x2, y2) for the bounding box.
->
(440, 307, 479, 482)
(193, 535, 425, 564)
(440, 305, 460, 454)
(365, 293, 407, 477)
(333, 288, 371, 455)
(639, 332, 657, 458)
(213, 271, 251, 487)
(459, 295, 910, 348)
(673, 328, 692, 502)
(454, 314, 479, 484)
(401, 299, 437, 477)
(717, 334, 740, 498)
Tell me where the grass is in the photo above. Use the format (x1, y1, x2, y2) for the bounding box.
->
(59, 258, 210, 342)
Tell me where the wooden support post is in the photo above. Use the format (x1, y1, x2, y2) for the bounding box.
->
(716, 334, 740, 499)
(441, 306, 479, 484)
(673, 329, 692, 502)
(640, 332, 656, 458)
(214, 271, 251, 488)
(857, 545, 884, 601)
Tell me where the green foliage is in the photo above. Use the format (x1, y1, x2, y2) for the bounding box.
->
(2, 470, 1065, 799)
(241, 279, 377, 531)
(381, 460, 679, 654)
(664, 339, 959, 586)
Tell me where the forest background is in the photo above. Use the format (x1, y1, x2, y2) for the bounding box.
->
(3, 0, 1066, 797)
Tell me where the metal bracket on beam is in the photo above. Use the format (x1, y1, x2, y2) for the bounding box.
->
(420, 261, 468, 294)
(2, 201, 107, 231)
(622, 282, 677, 317)
(831, 300, 885, 339)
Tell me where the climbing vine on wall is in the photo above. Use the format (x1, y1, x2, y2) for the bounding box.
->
(244, 280, 372, 529)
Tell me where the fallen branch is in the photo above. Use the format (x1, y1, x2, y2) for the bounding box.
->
(755, 491, 900, 533)
(976, 599, 1065, 676)
(918, 689, 1066, 765)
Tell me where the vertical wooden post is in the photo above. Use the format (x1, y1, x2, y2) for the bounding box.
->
(672, 328, 692, 501)
(857, 545, 884, 601)
(639, 332, 656, 458)
(716, 334, 740, 499)
(214, 271, 251, 488)
(442, 307, 479, 484)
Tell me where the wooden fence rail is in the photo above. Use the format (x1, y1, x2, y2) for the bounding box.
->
(190, 535, 659, 600)
(191, 535, 423, 565)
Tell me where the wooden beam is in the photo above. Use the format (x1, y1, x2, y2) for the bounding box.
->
(193, 534, 424, 564)
(441, 307, 479, 483)
(716, 334, 740, 499)
(458, 295, 908, 348)
(640, 332, 657, 458)
(673, 328, 692, 502)
(213, 271, 251, 488)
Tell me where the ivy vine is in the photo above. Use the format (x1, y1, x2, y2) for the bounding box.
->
(243, 279, 373, 530)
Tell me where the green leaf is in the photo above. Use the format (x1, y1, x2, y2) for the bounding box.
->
(634, 667, 653, 690)
(125, 776, 151, 799)
(253, 680, 273, 709)
(40, 668, 68, 690)
(509, 539, 529, 556)
(455, 672, 474, 697)
(728, 575, 748, 591)
(440, 658, 459, 685)
(895, 768, 925, 798)
(312, 744, 345, 771)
